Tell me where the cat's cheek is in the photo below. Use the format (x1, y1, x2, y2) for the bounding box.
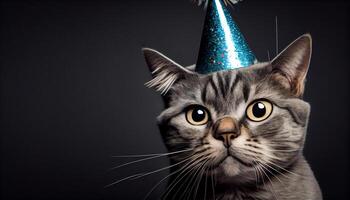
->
(231, 126, 251, 148)
(205, 133, 226, 153)
(169, 114, 207, 139)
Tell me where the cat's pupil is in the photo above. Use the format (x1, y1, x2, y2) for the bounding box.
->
(253, 102, 266, 118)
(192, 108, 205, 122)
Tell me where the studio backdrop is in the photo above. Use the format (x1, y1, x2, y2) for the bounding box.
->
(0, 0, 349, 199)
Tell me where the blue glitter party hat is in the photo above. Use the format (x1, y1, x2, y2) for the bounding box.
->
(196, 0, 257, 74)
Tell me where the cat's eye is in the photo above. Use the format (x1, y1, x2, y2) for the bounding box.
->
(185, 105, 209, 126)
(246, 100, 273, 122)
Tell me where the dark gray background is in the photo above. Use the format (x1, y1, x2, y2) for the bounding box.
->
(1, 0, 349, 199)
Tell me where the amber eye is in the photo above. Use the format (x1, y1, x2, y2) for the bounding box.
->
(246, 100, 273, 122)
(186, 105, 209, 126)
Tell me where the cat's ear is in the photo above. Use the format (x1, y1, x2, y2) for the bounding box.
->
(142, 48, 193, 94)
(270, 34, 312, 97)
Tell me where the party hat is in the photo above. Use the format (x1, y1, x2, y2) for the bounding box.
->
(196, 0, 257, 74)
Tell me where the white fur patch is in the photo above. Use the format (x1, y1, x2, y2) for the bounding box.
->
(221, 157, 240, 176)
(145, 66, 178, 95)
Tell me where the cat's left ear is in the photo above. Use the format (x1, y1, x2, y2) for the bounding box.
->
(270, 34, 312, 97)
(142, 48, 194, 94)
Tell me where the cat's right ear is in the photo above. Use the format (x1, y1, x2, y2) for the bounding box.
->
(142, 48, 194, 95)
(270, 34, 312, 97)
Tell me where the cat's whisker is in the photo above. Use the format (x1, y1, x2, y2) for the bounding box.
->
(263, 162, 291, 186)
(167, 142, 202, 146)
(275, 15, 279, 56)
(259, 158, 293, 180)
(253, 163, 259, 187)
(245, 142, 300, 154)
(272, 149, 299, 152)
(251, 155, 285, 181)
(142, 162, 187, 200)
(187, 159, 209, 200)
(192, 159, 210, 200)
(204, 169, 208, 200)
(106, 152, 197, 188)
(260, 156, 301, 177)
(256, 162, 278, 200)
(242, 147, 284, 162)
(162, 153, 210, 199)
(210, 165, 216, 200)
(254, 161, 266, 191)
(267, 50, 271, 61)
(104, 173, 143, 188)
(270, 162, 300, 177)
(109, 148, 193, 170)
(166, 140, 198, 143)
(111, 148, 193, 158)
(107, 148, 207, 191)
(252, 157, 285, 181)
(168, 163, 203, 199)
(130, 157, 190, 181)
(165, 161, 201, 200)
(180, 165, 202, 200)
(255, 162, 264, 189)
(167, 153, 211, 199)
(246, 148, 301, 178)
(260, 152, 285, 162)
(258, 160, 284, 185)
(179, 158, 207, 200)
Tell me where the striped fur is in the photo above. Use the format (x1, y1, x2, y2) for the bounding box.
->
(142, 34, 321, 199)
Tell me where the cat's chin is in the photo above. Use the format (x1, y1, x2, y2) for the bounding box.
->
(218, 156, 241, 176)
(212, 156, 256, 184)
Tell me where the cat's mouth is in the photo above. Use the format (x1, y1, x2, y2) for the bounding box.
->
(206, 150, 256, 179)
(220, 153, 252, 167)
(213, 149, 253, 169)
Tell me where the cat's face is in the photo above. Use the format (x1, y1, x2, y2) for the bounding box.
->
(143, 34, 312, 185)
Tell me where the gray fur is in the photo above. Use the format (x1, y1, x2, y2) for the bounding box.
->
(143, 34, 322, 199)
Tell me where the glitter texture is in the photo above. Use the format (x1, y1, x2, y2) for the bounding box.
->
(195, 0, 257, 74)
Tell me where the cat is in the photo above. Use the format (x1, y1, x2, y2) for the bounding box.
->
(142, 34, 322, 200)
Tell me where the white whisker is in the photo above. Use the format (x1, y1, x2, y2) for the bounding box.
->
(211, 165, 216, 200)
(181, 158, 207, 200)
(178, 157, 207, 199)
(104, 173, 143, 188)
(259, 161, 284, 185)
(142, 164, 185, 200)
(192, 159, 210, 200)
(162, 153, 209, 199)
(275, 16, 279, 56)
(131, 155, 196, 181)
(106, 154, 195, 188)
(253, 163, 259, 186)
(264, 159, 301, 177)
(257, 162, 278, 200)
(204, 169, 208, 200)
(255, 162, 266, 191)
(109, 148, 193, 170)
(112, 148, 193, 158)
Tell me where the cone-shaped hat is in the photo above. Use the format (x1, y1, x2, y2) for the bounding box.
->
(196, 0, 257, 74)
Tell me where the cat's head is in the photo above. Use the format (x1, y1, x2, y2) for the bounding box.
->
(143, 34, 312, 185)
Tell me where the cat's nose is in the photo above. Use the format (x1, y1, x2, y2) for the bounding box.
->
(213, 117, 240, 148)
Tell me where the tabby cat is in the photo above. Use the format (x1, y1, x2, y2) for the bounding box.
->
(143, 34, 322, 200)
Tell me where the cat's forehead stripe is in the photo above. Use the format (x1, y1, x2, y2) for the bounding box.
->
(200, 70, 246, 113)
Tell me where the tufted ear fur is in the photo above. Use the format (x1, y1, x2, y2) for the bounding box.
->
(142, 48, 194, 94)
(270, 34, 312, 97)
